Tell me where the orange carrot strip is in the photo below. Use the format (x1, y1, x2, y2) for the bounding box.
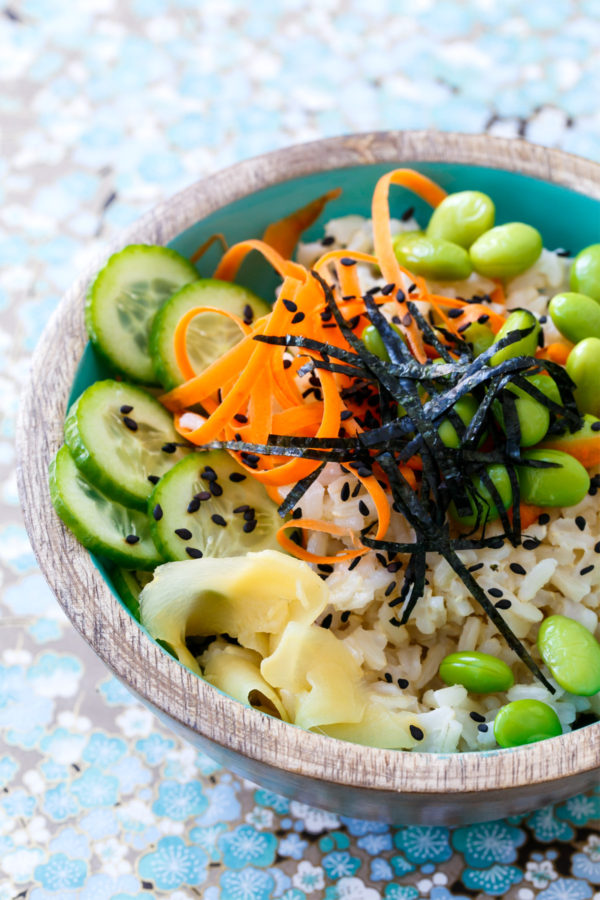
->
(539, 436, 600, 469)
(262, 189, 342, 259)
(173, 305, 251, 382)
(536, 342, 571, 365)
(490, 281, 505, 305)
(190, 233, 228, 265)
(214, 239, 306, 283)
(277, 517, 367, 564)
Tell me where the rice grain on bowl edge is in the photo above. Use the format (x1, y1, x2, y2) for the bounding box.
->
(203, 212, 600, 755)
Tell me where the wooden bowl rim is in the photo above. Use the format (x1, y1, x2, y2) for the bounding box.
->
(17, 130, 600, 795)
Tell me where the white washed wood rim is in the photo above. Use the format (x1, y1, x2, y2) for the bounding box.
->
(17, 131, 600, 798)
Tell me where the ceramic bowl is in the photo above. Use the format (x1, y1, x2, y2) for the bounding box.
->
(17, 131, 600, 825)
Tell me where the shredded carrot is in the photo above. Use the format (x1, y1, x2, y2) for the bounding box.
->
(190, 233, 228, 265)
(214, 238, 306, 283)
(537, 342, 571, 365)
(262, 189, 342, 259)
(539, 434, 600, 469)
(490, 281, 505, 305)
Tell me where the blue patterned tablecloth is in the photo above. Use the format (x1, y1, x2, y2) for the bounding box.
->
(2, 2, 600, 898)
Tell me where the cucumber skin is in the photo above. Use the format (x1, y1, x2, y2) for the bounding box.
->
(49, 448, 162, 571)
(64, 381, 182, 512)
(149, 279, 271, 390)
(85, 244, 198, 385)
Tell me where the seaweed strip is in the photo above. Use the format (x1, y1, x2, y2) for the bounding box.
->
(406, 301, 454, 363)
(399, 550, 427, 625)
(278, 462, 326, 518)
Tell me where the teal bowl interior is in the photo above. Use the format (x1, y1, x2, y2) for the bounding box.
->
(69, 160, 600, 661)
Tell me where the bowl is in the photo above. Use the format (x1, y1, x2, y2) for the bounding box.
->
(17, 131, 600, 826)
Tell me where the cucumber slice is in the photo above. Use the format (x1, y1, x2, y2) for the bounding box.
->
(50, 445, 162, 570)
(111, 568, 153, 620)
(85, 245, 198, 384)
(149, 451, 282, 561)
(149, 279, 271, 389)
(65, 380, 189, 511)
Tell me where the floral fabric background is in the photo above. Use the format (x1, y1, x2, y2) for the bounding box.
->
(2, 0, 600, 897)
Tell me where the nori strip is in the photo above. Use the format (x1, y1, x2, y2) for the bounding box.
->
(278, 462, 326, 518)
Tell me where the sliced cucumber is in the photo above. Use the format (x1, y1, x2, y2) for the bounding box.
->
(111, 568, 153, 620)
(50, 445, 162, 570)
(85, 245, 198, 384)
(149, 279, 271, 389)
(65, 380, 189, 511)
(149, 450, 282, 561)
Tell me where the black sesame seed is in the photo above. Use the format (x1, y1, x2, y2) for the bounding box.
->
(477, 314, 490, 324)
(495, 599, 512, 610)
(523, 538, 540, 550)
(201, 467, 217, 480)
(318, 563, 334, 573)
(161, 442, 177, 454)
(211, 514, 226, 527)
(457, 322, 471, 333)
(243, 304, 253, 321)
(291, 312, 305, 325)
(488, 587, 503, 598)
(477, 723, 489, 733)
(234, 413, 248, 424)
(283, 299, 298, 313)
(320, 613, 333, 629)
(341, 295, 356, 301)
(125, 534, 140, 544)
(407, 283, 417, 294)
(468, 563, 484, 573)
(539, 315, 547, 324)
(352, 482, 361, 498)
(595, 542, 600, 554)
(210, 481, 223, 497)
(538, 513, 550, 525)
(340, 410, 352, 421)
(510, 563, 526, 575)
(123, 416, 138, 431)
(340, 257, 357, 266)
(175, 528, 192, 540)
(152, 504, 163, 521)
(384, 672, 393, 683)
(243, 508, 256, 521)
(243, 519, 257, 533)
(187, 498, 200, 513)
(470, 711, 486, 723)
(410, 725, 424, 741)
(340, 610, 351, 623)
(185, 547, 203, 558)
(120, 404, 133, 414)
(233, 504, 250, 513)
(348, 556, 361, 571)
(401, 206, 415, 222)
(196, 491, 211, 501)
(448, 308, 463, 319)
(292, 508, 303, 519)
(358, 500, 370, 516)
(381, 283, 395, 295)
(387, 561, 403, 573)
(376, 553, 387, 567)
(397, 678, 409, 689)
(147, 475, 160, 485)
(340, 482, 350, 502)
(580, 565, 595, 576)
(385, 580, 396, 597)
(282, 359, 292, 370)
(321, 235, 335, 246)
(576, 516, 587, 532)
(229, 472, 246, 482)
(402, 313, 413, 327)
(396, 289, 406, 303)
(592, 421, 600, 432)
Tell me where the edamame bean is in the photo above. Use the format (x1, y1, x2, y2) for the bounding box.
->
(566, 338, 600, 417)
(439, 651, 514, 693)
(570, 244, 600, 302)
(470, 223, 542, 280)
(362, 323, 406, 362)
(517, 448, 590, 507)
(426, 191, 495, 248)
(463, 322, 495, 357)
(393, 234, 473, 281)
(438, 394, 478, 448)
(538, 614, 600, 696)
(525, 372, 562, 407)
(489, 309, 540, 367)
(549, 292, 600, 344)
(450, 463, 513, 527)
(492, 384, 550, 447)
(493, 699, 562, 748)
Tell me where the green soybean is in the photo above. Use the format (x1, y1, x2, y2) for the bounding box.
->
(549, 291, 600, 344)
(492, 385, 550, 446)
(570, 243, 600, 302)
(393, 234, 473, 281)
(450, 463, 513, 527)
(362, 323, 406, 362)
(438, 394, 478, 448)
(426, 190, 495, 248)
(493, 699, 562, 748)
(439, 651, 514, 694)
(538, 614, 600, 696)
(489, 309, 540, 367)
(517, 448, 590, 507)
(470, 223, 543, 280)
(525, 372, 562, 406)
(462, 321, 495, 357)
(566, 337, 600, 417)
